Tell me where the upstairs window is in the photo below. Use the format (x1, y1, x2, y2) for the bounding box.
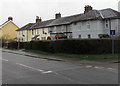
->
(87, 22, 90, 29)
(78, 25, 81, 31)
(34, 30, 36, 35)
(19, 32, 21, 36)
(105, 20, 109, 29)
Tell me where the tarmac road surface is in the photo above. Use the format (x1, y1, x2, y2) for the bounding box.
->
(1, 51, 118, 84)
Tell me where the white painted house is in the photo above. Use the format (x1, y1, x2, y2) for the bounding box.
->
(71, 7, 120, 38)
(47, 5, 120, 39)
(17, 5, 120, 41)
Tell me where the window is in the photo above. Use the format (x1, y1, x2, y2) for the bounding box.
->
(69, 36, 72, 38)
(105, 20, 109, 29)
(34, 30, 37, 35)
(61, 27, 64, 32)
(82, 22, 85, 26)
(19, 32, 20, 35)
(88, 34, 91, 39)
(32, 30, 34, 35)
(42, 29, 44, 34)
(78, 26, 81, 31)
(20, 31, 22, 36)
(54, 27, 56, 32)
(34, 30, 36, 35)
(49, 27, 53, 33)
(80, 25, 81, 30)
(22, 31, 24, 36)
(37, 29, 39, 34)
(87, 22, 90, 29)
(41, 37, 46, 40)
(78, 35, 81, 38)
(106, 20, 108, 23)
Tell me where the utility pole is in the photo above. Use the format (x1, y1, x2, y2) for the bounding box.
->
(110, 30, 115, 55)
(17, 38, 20, 49)
(112, 35, 114, 55)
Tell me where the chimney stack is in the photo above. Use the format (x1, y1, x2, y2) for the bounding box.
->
(55, 13, 61, 19)
(36, 16, 42, 23)
(8, 17, 13, 21)
(84, 5, 93, 13)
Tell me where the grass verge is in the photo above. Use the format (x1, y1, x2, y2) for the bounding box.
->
(23, 49, 119, 59)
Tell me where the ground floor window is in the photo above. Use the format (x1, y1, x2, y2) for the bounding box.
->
(41, 37, 46, 40)
(88, 34, 91, 39)
(78, 35, 81, 38)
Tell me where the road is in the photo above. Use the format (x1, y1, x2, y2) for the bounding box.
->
(1, 51, 118, 84)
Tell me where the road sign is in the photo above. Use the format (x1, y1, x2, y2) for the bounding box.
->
(110, 30, 115, 35)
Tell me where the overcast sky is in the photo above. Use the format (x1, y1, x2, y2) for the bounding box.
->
(0, 0, 119, 27)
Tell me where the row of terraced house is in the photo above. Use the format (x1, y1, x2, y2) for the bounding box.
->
(17, 5, 120, 42)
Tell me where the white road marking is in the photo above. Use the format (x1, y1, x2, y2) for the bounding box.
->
(86, 65, 92, 68)
(16, 63, 44, 72)
(94, 66, 99, 68)
(94, 66, 105, 69)
(0, 59, 8, 61)
(85, 65, 117, 73)
(15, 63, 53, 74)
(107, 68, 116, 71)
(42, 71, 53, 74)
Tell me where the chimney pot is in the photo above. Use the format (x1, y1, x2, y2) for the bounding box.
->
(55, 13, 61, 19)
(36, 16, 41, 23)
(84, 5, 93, 13)
(8, 17, 13, 21)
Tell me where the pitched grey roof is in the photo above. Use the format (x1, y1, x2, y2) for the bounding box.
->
(30, 19, 55, 29)
(16, 23, 35, 31)
(47, 8, 120, 27)
(17, 19, 55, 31)
(17, 8, 120, 31)
(47, 14, 83, 26)
(99, 8, 120, 19)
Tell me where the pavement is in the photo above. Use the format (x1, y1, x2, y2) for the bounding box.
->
(2, 49, 65, 62)
(2, 48, 119, 62)
(1, 48, 119, 69)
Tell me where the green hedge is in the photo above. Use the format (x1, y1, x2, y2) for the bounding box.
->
(50, 39, 118, 54)
(7, 39, 120, 54)
(8, 42, 26, 49)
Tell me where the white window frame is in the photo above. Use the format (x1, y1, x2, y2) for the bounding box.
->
(88, 34, 91, 39)
(32, 30, 34, 35)
(78, 34, 81, 38)
(105, 20, 109, 29)
(87, 22, 90, 29)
